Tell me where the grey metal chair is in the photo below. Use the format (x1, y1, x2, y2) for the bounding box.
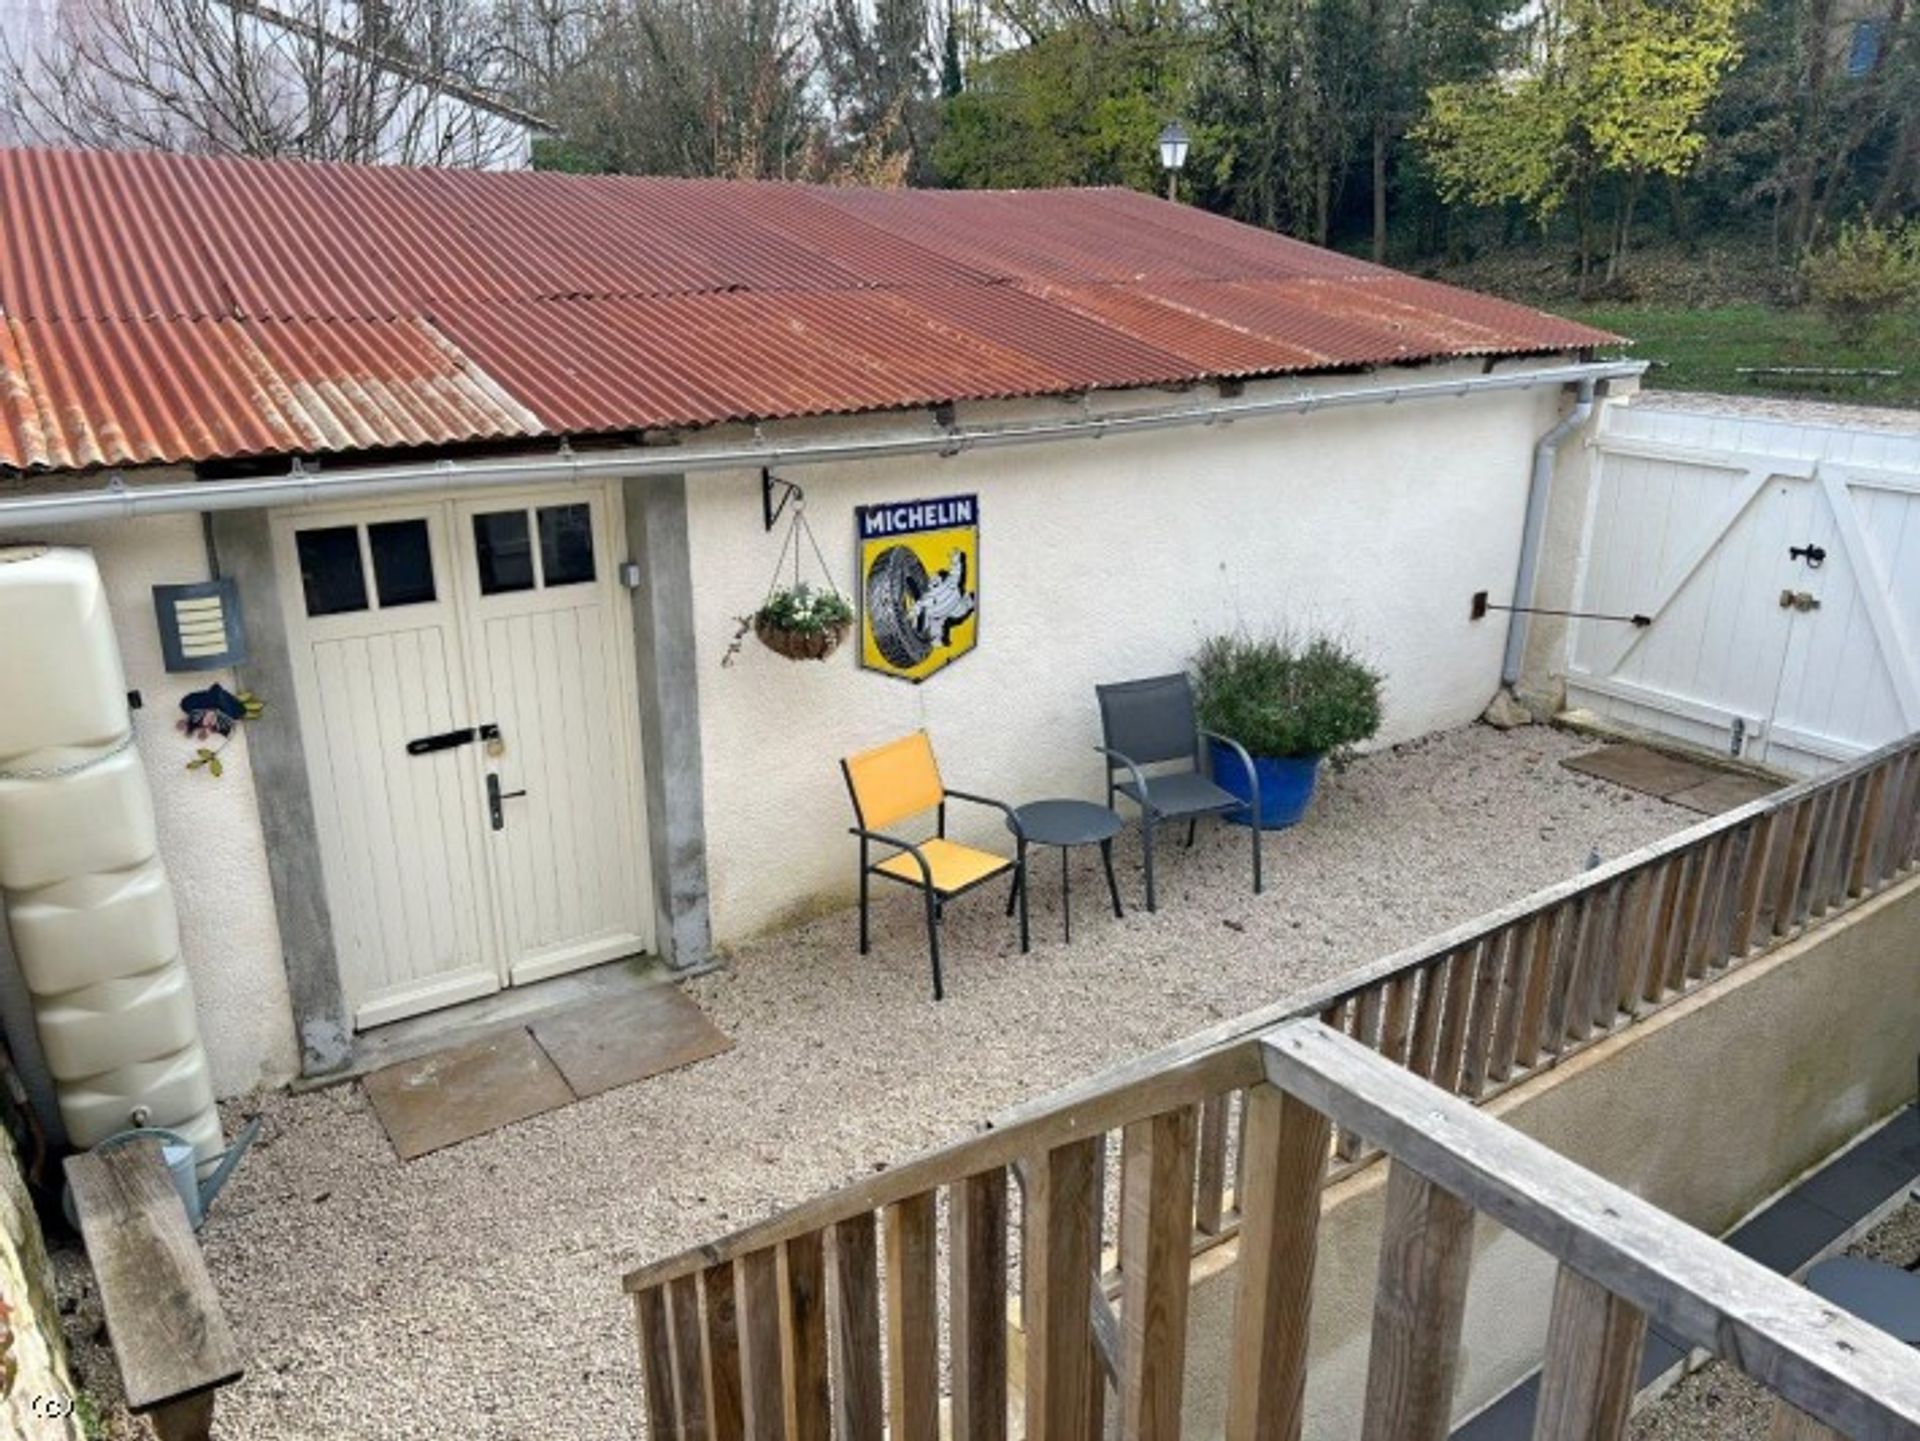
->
(1095, 673, 1262, 912)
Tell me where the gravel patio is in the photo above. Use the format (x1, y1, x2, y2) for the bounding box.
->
(56, 722, 1697, 1440)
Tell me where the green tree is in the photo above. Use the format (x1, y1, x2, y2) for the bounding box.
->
(1415, 0, 1746, 290)
(931, 10, 1188, 190)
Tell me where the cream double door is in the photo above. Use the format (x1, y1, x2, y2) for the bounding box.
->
(275, 485, 652, 1028)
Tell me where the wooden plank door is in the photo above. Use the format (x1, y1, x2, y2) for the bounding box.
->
(1765, 462, 1920, 772)
(452, 488, 653, 987)
(274, 504, 503, 1027)
(1565, 437, 1807, 760)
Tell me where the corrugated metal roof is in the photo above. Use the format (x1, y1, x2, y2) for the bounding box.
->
(0, 146, 1618, 472)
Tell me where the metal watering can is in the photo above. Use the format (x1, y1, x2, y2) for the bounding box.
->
(63, 1117, 262, 1231)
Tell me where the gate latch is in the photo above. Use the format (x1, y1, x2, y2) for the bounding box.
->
(1789, 543, 1826, 568)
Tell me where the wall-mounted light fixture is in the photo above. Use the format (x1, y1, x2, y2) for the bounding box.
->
(153, 578, 247, 671)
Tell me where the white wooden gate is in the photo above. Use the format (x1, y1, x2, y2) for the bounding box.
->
(1565, 404, 1920, 775)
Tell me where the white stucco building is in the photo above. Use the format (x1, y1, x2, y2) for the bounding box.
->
(0, 146, 1638, 1133)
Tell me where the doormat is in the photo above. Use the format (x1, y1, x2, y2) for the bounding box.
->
(1561, 743, 1782, 816)
(364, 986, 734, 1159)
(530, 984, 734, 1099)
(364, 1029, 574, 1161)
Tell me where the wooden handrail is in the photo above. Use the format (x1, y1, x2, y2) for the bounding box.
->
(624, 733, 1919, 1302)
(1262, 1019, 1920, 1438)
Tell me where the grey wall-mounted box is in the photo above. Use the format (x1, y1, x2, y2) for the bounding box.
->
(154, 578, 247, 671)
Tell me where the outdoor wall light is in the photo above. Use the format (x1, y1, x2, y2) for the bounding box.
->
(1158, 121, 1191, 201)
(153, 578, 247, 671)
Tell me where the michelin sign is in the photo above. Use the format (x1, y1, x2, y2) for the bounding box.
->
(856, 494, 979, 682)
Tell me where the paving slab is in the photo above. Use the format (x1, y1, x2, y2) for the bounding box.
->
(1667, 771, 1781, 815)
(364, 1029, 573, 1161)
(1561, 743, 1719, 799)
(530, 983, 733, 1099)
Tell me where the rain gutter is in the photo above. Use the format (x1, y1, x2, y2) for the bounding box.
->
(0, 359, 1644, 529)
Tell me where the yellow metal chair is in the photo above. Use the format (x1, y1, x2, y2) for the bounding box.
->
(842, 731, 1028, 999)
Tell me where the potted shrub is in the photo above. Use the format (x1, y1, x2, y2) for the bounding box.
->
(1191, 631, 1383, 828)
(750, 582, 854, 661)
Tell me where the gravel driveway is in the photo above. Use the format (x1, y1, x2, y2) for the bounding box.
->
(55, 723, 1691, 1441)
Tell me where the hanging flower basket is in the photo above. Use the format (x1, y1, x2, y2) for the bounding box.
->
(755, 610, 849, 661)
(722, 483, 856, 668)
(750, 582, 854, 662)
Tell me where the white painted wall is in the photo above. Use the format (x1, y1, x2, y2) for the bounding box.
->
(0, 509, 299, 1101)
(686, 362, 1583, 944)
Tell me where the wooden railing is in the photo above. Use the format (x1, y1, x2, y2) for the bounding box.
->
(622, 732, 1920, 1441)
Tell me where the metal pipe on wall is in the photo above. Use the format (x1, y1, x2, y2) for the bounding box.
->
(1502, 378, 1600, 688)
(0, 360, 1644, 529)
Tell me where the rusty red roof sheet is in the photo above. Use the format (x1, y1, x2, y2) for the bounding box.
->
(0, 146, 1616, 473)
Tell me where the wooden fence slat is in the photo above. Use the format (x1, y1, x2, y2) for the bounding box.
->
(1662, 850, 1702, 993)
(1515, 913, 1557, 1069)
(701, 1264, 746, 1441)
(1685, 834, 1730, 979)
(1460, 932, 1510, 1098)
(1610, 868, 1654, 1016)
(1225, 1085, 1333, 1441)
(1771, 797, 1816, 937)
(1407, 961, 1447, 1081)
(1488, 925, 1530, 1085)
(1433, 946, 1483, 1094)
(951, 1170, 1009, 1441)
(1025, 1137, 1102, 1441)
(1791, 791, 1832, 928)
(1195, 1095, 1232, 1236)
(1119, 1107, 1199, 1441)
(1582, 879, 1624, 1030)
(883, 1192, 940, 1441)
(778, 1234, 830, 1441)
(1543, 898, 1587, 1047)
(638, 1287, 680, 1441)
(669, 1272, 711, 1441)
(1728, 814, 1776, 958)
(1530, 1265, 1647, 1441)
(1848, 768, 1888, 898)
(1644, 860, 1684, 1003)
(828, 1215, 882, 1441)
(738, 1249, 787, 1441)
(1358, 1160, 1477, 1441)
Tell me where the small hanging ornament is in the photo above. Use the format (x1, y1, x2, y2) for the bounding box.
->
(723, 478, 854, 666)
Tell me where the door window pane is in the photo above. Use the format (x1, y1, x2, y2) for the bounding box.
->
(538, 504, 596, 587)
(368, 519, 436, 607)
(473, 510, 535, 595)
(295, 526, 368, 616)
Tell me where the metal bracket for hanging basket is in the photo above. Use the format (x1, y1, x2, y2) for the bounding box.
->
(763, 469, 803, 532)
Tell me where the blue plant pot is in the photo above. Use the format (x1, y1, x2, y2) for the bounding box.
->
(1208, 740, 1322, 830)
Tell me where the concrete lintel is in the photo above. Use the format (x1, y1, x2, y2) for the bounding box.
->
(623, 474, 713, 972)
(209, 510, 353, 1076)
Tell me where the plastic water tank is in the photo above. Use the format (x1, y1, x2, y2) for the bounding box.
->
(0, 546, 222, 1165)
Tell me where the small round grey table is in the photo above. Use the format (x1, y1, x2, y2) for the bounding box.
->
(1804, 1257, 1920, 1344)
(1006, 799, 1124, 943)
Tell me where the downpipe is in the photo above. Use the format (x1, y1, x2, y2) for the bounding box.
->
(1501, 378, 1598, 689)
(0, 360, 1642, 530)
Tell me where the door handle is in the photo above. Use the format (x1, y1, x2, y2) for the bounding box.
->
(1777, 590, 1821, 613)
(486, 771, 527, 831)
(407, 727, 476, 756)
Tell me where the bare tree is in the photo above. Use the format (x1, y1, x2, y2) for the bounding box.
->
(535, 0, 820, 177)
(2, 0, 536, 166)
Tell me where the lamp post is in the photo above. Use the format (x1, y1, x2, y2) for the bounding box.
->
(1158, 121, 1190, 202)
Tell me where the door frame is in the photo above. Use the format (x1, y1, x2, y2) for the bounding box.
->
(259, 485, 656, 1036)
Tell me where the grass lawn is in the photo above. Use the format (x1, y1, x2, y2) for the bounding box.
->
(1563, 302, 1920, 409)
